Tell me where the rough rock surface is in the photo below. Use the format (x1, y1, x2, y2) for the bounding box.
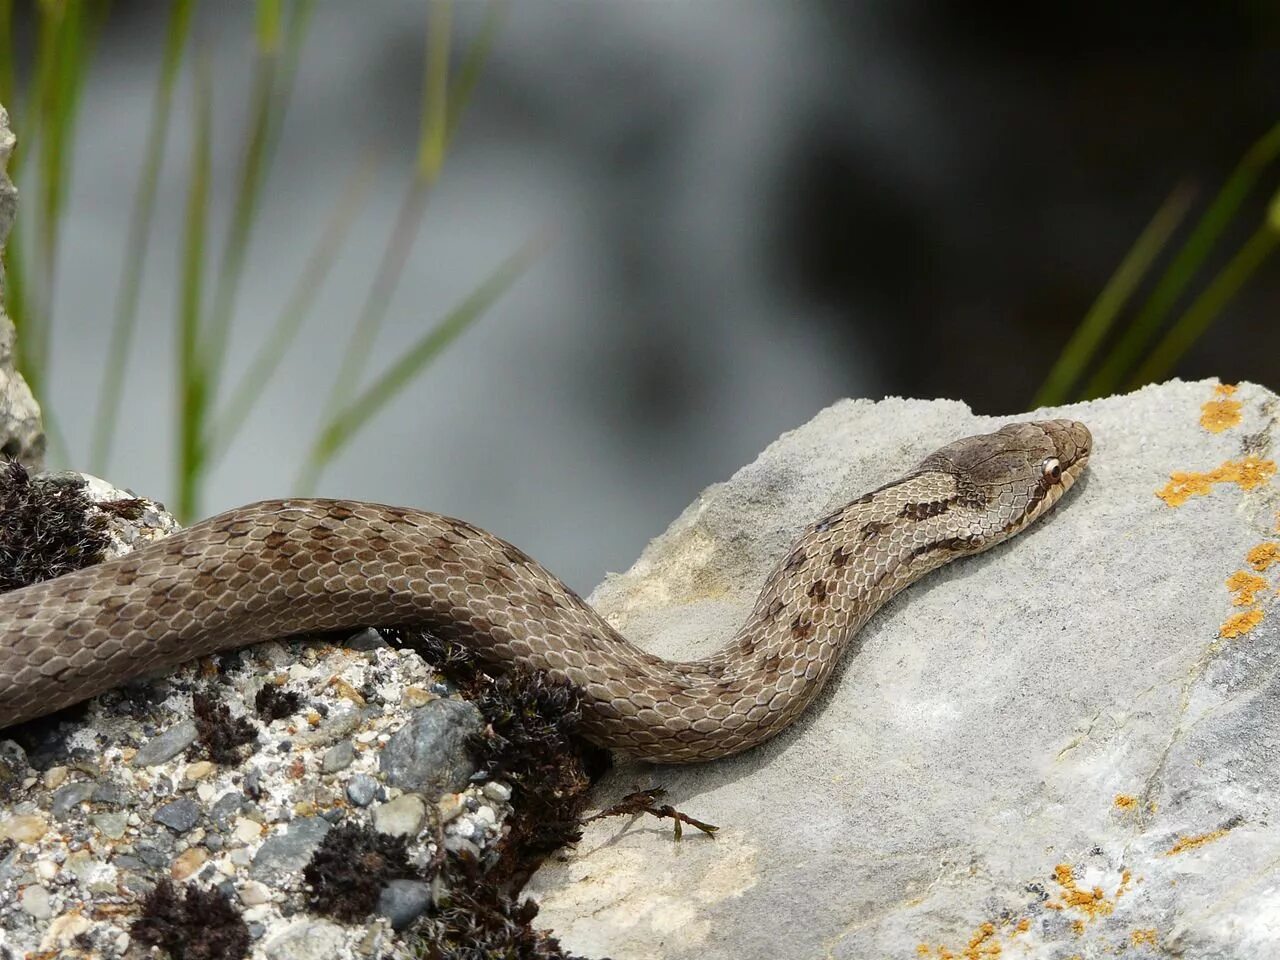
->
(0, 479, 510, 960)
(527, 379, 1280, 960)
(0, 103, 44, 469)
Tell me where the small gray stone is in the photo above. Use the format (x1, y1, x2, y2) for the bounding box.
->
(379, 699, 483, 797)
(262, 919, 347, 960)
(19, 884, 52, 919)
(371, 794, 426, 838)
(321, 741, 355, 774)
(210, 791, 246, 829)
(132, 720, 198, 766)
(51, 781, 96, 817)
(250, 817, 332, 883)
(134, 844, 169, 869)
(378, 879, 432, 931)
(0, 739, 28, 801)
(342, 628, 389, 651)
(482, 781, 512, 803)
(91, 779, 128, 807)
(346, 774, 378, 808)
(154, 798, 200, 833)
(90, 812, 129, 840)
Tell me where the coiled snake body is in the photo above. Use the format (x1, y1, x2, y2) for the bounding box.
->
(0, 420, 1090, 763)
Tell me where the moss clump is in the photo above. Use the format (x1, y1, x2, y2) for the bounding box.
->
(254, 683, 302, 721)
(407, 853, 602, 960)
(0, 459, 111, 594)
(191, 691, 258, 765)
(303, 821, 418, 922)
(132, 880, 250, 960)
(381, 629, 608, 886)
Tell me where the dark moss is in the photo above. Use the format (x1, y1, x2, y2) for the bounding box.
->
(303, 821, 418, 922)
(190, 691, 258, 765)
(381, 629, 609, 886)
(0, 459, 111, 594)
(132, 880, 250, 960)
(254, 683, 302, 721)
(406, 852, 604, 960)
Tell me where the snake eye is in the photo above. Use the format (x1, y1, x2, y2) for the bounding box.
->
(1042, 457, 1062, 483)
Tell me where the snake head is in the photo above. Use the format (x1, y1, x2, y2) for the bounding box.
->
(916, 418, 1092, 544)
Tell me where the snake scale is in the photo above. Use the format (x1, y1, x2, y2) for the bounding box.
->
(0, 419, 1090, 763)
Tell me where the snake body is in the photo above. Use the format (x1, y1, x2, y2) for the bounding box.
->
(0, 420, 1090, 763)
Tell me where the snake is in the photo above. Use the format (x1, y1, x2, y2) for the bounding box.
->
(0, 419, 1090, 763)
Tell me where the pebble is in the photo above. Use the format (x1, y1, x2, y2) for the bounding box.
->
(262, 919, 348, 960)
(42, 766, 68, 790)
(250, 816, 332, 883)
(20, 884, 52, 919)
(90, 812, 129, 840)
(378, 879, 432, 930)
(320, 741, 355, 774)
(185, 761, 215, 781)
(482, 781, 512, 803)
(171, 847, 207, 880)
(346, 774, 378, 808)
(132, 720, 198, 766)
(437, 793, 466, 822)
(51, 781, 96, 817)
(372, 794, 427, 837)
(475, 804, 497, 826)
(234, 817, 265, 844)
(154, 798, 201, 833)
(91, 779, 129, 807)
(240, 880, 272, 905)
(379, 699, 484, 796)
(0, 814, 48, 844)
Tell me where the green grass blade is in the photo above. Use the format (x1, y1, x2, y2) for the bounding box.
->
(199, 39, 277, 387)
(91, 0, 196, 475)
(1127, 197, 1280, 390)
(255, 0, 281, 52)
(418, 0, 451, 184)
(295, 233, 548, 493)
(1032, 183, 1194, 407)
(0, 0, 14, 118)
(321, 1, 454, 427)
(200, 0, 315, 390)
(1083, 121, 1280, 399)
(176, 56, 213, 521)
(31, 0, 93, 384)
(208, 152, 379, 462)
(444, 0, 506, 146)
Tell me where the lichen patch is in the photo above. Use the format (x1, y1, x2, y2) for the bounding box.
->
(1166, 827, 1230, 856)
(1246, 542, 1280, 572)
(1220, 609, 1265, 639)
(1226, 570, 1269, 606)
(1156, 456, 1276, 507)
(1200, 383, 1243, 433)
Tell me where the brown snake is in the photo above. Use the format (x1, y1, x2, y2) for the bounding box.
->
(0, 420, 1090, 763)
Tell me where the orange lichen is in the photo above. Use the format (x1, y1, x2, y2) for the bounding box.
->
(1166, 828, 1229, 855)
(917, 919, 1017, 958)
(1113, 794, 1138, 811)
(1199, 383, 1242, 433)
(1156, 456, 1277, 506)
(1226, 570, 1270, 606)
(1047, 864, 1116, 923)
(1131, 927, 1158, 946)
(1014, 918, 1030, 934)
(1246, 542, 1280, 572)
(1220, 609, 1264, 639)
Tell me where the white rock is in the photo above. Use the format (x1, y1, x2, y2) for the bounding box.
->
(528, 383, 1280, 960)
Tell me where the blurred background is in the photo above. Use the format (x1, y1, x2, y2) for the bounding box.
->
(2, 0, 1279, 591)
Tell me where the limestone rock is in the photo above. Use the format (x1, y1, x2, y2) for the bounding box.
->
(527, 379, 1280, 960)
(0, 102, 44, 469)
